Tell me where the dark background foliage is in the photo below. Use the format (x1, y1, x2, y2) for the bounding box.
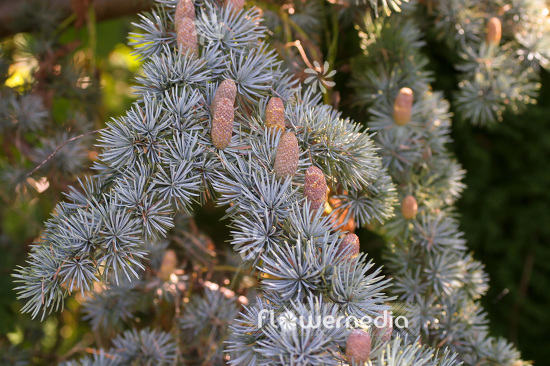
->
(451, 71, 550, 363)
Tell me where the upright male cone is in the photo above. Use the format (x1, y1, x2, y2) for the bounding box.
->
(346, 329, 371, 365)
(274, 132, 299, 178)
(211, 97, 234, 149)
(177, 17, 199, 56)
(337, 233, 360, 260)
(212, 79, 237, 112)
(224, 0, 245, 12)
(265, 97, 285, 131)
(393, 87, 414, 126)
(175, 0, 195, 29)
(401, 195, 418, 220)
(487, 17, 502, 45)
(304, 166, 327, 211)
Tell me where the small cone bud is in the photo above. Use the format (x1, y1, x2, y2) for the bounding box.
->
(373, 310, 393, 343)
(304, 166, 327, 211)
(212, 79, 237, 112)
(265, 97, 285, 132)
(346, 329, 371, 365)
(338, 233, 360, 260)
(177, 17, 199, 56)
(159, 249, 178, 281)
(486, 17, 502, 45)
(224, 0, 245, 12)
(274, 132, 300, 178)
(175, 0, 195, 29)
(211, 97, 234, 149)
(393, 87, 413, 126)
(401, 195, 418, 220)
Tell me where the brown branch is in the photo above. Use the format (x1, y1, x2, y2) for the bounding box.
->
(26, 128, 104, 177)
(0, 0, 155, 38)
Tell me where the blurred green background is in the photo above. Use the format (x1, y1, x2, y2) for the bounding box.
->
(1, 3, 549, 365)
(451, 71, 550, 364)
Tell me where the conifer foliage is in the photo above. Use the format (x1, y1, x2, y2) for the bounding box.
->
(9, 0, 540, 365)
(11, 1, 451, 365)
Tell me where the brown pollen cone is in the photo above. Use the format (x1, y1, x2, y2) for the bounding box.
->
(212, 79, 237, 112)
(401, 195, 418, 220)
(159, 249, 178, 281)
(177, 16, 199, 56)
(265, 97, 285, 132)
(373, 310, 393, 343)
(346, 329, 371, 365)
(175, 0, 195, 29)
(393, 87, 414, 126)
(304, 166, 327, 211)
(338, 233, 360, 260)
(211, 97, 234, 149)
(274, 132, 300, 179)
(487, 17, 502, 45)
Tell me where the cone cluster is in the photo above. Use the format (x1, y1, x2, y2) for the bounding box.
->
(175, 0, 198, 56)
(401, 195, 418, 220)
(346, 329, 371, 365)
(274, 132, 300, 178)
(265, 97, 285, 131)
(304, 166, 327, 211)
(487, 17, 502, 45)
(393, 87, 414, 126)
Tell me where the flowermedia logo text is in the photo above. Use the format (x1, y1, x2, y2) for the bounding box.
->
(257, 309, 408, 333)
